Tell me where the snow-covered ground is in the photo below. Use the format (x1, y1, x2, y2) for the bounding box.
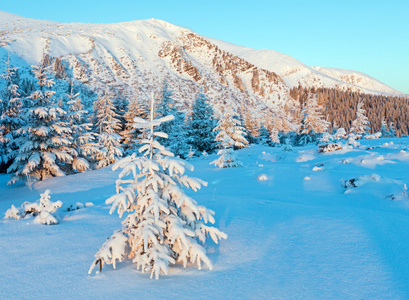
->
(1, 138, 409, 299)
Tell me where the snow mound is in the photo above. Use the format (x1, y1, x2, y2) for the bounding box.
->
(257, 174, 269, 181)
(341, 174, 381, 188)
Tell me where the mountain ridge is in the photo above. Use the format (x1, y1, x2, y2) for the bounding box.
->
(0, 11, 404, 114)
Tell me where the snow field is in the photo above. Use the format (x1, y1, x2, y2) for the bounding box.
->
(1, 138, 409, 298)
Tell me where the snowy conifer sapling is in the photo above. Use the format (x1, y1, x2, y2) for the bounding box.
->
(89, 96, 227, 279)
(211, 105, 247, 168)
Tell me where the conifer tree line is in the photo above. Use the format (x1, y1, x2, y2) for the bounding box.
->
(290, 85, 409, 137)
(1, 56, 408, 184)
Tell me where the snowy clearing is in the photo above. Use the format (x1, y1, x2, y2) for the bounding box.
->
(1, 138, 409, 299)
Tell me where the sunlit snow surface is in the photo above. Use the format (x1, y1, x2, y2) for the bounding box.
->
(1, 138, 409, 299)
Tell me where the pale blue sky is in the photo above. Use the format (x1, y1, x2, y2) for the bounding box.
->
(1, 0, 408, 94)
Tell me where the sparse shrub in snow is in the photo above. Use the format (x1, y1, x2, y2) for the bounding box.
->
(341, 174, 380, 188)
(66, 201, 93, 211)
(201, 150, 209, 159)
(318, 143, 343, 153)
(257, 174, 268, 181)
(187, 147, 195, 160)
(89, 97, 227, 279)
(364, 132, 382, 139)
(387, 184, 409, 201)
(4, 190, 62, 225)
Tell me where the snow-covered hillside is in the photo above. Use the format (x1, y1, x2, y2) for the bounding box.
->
(208, 37, 403, 95)
(0, 10, 404, 117)
(1, 138, 409, 298)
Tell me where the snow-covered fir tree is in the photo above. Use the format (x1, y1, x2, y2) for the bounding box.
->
(211, 105, 247, 168)
(122, 98, 148, 156)
(350, 101, 370, 136)
(187, 91, 216, 154)
(8, 63, 73, 184)
(265, 106, 295, 146)
(380, 117, 392, 138)
(257, 123, 270, 146)
(65, 86, 99, 172)
(0, 56, 24, 169)
(298, 95, 329, 145)
(389, 121, 396, 137)
(155, 83, 177, 147)
(167, 111, 190, 158)
(93, 91, 123, 168)
(239, 102, 258, 144)
(89, 96, 227, 279)
(113, 97, 128, 132)
(155, 84, 190, 158)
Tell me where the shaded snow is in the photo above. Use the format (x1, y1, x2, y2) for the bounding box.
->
(1, 138, 409, 298)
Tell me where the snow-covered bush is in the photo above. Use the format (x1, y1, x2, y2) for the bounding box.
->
(387, 184, 409, 201)
(318, 143, 343, 153)
(257, 174, 268, 181)
(364, 132, 382, 139)
(347, 133, 360, 148)
(4, 190, 62, 225)
(333, 127, 347, 140)
(319, 132, 334, 144)
(89, 97, 227, 279)
(211, 148, 243, 168)
(341, 174, 380, 188)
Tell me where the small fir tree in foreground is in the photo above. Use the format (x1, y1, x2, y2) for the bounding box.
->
(5, 189, 62, 225)
(89, 96, 227, 279)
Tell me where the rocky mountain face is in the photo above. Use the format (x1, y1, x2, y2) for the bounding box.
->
(0, 11, 404, 116)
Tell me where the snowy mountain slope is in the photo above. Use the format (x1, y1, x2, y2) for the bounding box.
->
(1, 138, 409, 298)
(0, 10, 403, 118)
(207, 37, 403, 96)
(0, 11, 292, 113)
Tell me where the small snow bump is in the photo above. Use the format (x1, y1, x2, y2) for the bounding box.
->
(257, 174, 268, 181)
